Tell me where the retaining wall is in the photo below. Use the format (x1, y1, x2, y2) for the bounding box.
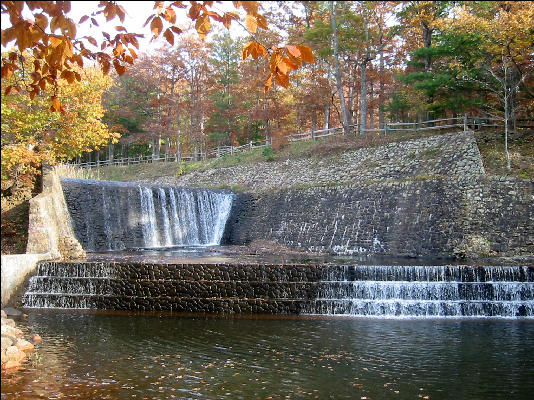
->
(223, 177, 534, 258)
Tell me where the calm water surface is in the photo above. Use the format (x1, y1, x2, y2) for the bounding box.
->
(2, 311, 533, 400)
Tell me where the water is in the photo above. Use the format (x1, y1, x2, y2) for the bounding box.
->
(61, 179, 234, 251)
(22, 262, 534, 317)
(2, 311, 533, 399)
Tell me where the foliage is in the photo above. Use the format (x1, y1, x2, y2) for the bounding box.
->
(1, 1, 314, 109)
(1, 56, 117, 189)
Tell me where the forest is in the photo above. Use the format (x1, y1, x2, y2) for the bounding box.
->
(1, 1, 533, 191)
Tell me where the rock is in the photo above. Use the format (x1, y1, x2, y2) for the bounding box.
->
(1, 310, 6, 319)
(16, 339, 34, 352)
(1, 336, 13, 350)
(1, 324, 24, 338)
(2, 360, 22, 370)
(5, 345, 25, 363)
(1, 318, 16, 327)
(31, 334, 42, 344)
(3, 308, 22, 317)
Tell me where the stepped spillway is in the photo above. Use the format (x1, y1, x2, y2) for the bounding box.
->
(22, 263, 534, 317)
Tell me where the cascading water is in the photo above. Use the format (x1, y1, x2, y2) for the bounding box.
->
(60, 178, 234, 251)
(312, 265, 534, 317)
(22, 262, 533, 317)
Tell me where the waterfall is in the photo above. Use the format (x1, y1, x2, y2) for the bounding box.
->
(22, 262, 533, 317)
(61, 179, 234, 251)
(312, 265, 534, 317)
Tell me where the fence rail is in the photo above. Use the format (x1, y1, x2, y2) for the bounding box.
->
(66, 115, 533, 169)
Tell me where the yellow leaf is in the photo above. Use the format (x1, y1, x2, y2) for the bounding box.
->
(113, 43, 124, 56)
(1, 27, 17, 47)
(35, 13, 49, 30)
(256, 14, 268, 29)
(52, 97, 61, 112)
(242, 41, 254, 60)
(164, 7, 177, 24)
(242, 1, 259, 16)
(286, 45, 301, 59)
(246, 15, 257, 33)
(277, 60, 290, 75)
(113, 60, 126, 76)
(87, 36, 98, 46)
(264, 73, 273, 92)
(151, 16, 163, 38)
(195, 14, 211, 38)
(274, 71, 289, 88)
(49, 36, 62, 48)
(60, 70, 75, 84)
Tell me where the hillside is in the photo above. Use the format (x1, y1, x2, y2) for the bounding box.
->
(83, 129, 533, 190)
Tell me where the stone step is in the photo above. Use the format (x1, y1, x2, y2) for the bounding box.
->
(26, 277, 534, 302)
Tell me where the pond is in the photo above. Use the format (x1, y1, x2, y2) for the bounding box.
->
(2, 310, 533, 399)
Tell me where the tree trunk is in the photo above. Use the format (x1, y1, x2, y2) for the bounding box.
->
(323, 103, 330, 130)
(311, 109, 317, 139)
(379, 48, 385, 129)
(165, 134, 169, 161)
(360, 62, 367, 133)
(422, 22, 432, 73)
(369, 79, 375, 131)
(107, 139, 114, 165)
(176, 126, 181, 162)
(329, 1, 350, 135)
(504, 91, 510, 170)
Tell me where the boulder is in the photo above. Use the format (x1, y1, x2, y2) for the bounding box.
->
(16, 339, 34, 352)
(1, 318, 16, 327)
(31, 334, 43, 344)
(1, 336, 13, 350)
(4, 345, 25, 363)
(3, 307, 22, 317)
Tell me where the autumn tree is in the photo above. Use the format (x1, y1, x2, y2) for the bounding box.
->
(1, 1, 314, 107)
(444, 1, 534, 170)
(1, 57, 117, 191)
(206, 32, 242, 150)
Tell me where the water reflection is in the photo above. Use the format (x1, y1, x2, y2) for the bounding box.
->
(2, 311, 534, 399)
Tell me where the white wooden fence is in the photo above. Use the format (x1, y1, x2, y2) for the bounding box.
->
(67, 115, 532, 169)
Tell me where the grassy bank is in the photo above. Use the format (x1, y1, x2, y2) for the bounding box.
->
(86, 129, 533, 183)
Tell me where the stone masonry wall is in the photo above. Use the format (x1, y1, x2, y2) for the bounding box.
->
(153, 131, 485, 191)
(223, 177, 533, 258)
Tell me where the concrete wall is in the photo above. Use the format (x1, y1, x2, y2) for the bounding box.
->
(1, 253, 51, 306)
(26, 165, 85, 260)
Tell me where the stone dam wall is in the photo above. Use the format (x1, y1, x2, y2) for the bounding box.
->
(223, 177, 534, 258)
(58, 131, 533, 258)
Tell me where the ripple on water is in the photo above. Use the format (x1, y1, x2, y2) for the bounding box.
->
(1, 311, 534, 400)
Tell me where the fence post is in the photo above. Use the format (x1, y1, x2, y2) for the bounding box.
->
(464, 113, 468, 132)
